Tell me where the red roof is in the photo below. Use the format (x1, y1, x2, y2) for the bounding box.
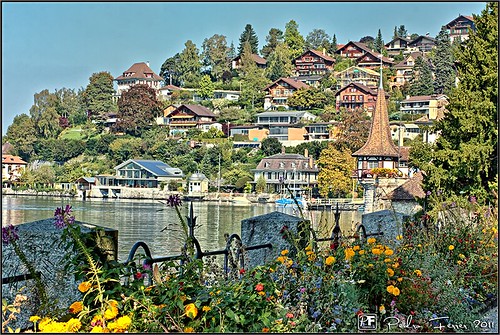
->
(169, 104, 216, 118)
(336, 82, 388, 98)
(303, 49, 336, 62)
(264, 77, 310, 91)
(233, 54, 267, 65)
(2, 155, 27, 165)
(160, 84, 181, 91)
(336, 41, 374, 55)
(115, 62, 163, 81)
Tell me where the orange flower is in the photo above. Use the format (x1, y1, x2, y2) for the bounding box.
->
(255, 283, 264, 292)
(262, 328, 270, 332)
(78, 281, 92, 293)
(185, 303, 198, 319)
(325, 256, 335, 266)
(69, 301, 83, 314)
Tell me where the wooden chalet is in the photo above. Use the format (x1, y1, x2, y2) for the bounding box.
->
(443, 15, 475, 43)
(293, 49, 335, 77)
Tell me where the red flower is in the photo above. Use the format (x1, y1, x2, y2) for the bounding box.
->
(135, 272, 143, 280)
(239, 268, 246, 275)
(255, 283, 264, 292)
(356, 309, 364, 316)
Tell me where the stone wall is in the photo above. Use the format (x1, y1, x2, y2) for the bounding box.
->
(1, 219, 118, 330)
(361, 209, 408, 244)
(241, 211, 310, 269)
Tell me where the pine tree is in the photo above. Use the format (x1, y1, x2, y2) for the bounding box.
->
(373, 29, 384, 53)
(397, 25, 408, 38)
(416, 2, 498, 204)
(284, 20, 305, 60)
(261, 28, 284, 59)
(433, 28, 456, 94)
(239, 42, 270, 109)
(409, 56, 434, 96)
(329, 34, 338, 55)
(393, 26, 398, 39)
(177, 40, 201, 87)
(238, 24, 259, 55)
(228, 41, 236, 60)
(265, 42, 294, 81)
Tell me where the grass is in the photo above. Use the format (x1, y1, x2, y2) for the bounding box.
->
(59, 126, 84, 140)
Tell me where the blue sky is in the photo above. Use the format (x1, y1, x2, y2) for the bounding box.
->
(2, 1, 486, 135)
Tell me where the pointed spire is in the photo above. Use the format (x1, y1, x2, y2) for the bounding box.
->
(379, 55, 383, 89)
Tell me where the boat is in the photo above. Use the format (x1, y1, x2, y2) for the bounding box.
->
(275, 196, 308, 209)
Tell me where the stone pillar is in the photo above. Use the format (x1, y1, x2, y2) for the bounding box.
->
(361, 180, 377, 214)
(241, 211, 310, 270)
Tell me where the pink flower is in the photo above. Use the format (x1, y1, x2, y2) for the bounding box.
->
(286, 313, 294, 319)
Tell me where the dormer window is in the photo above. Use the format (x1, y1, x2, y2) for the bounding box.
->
(291, 162, 296, 168)
(279, 162, 285, 168)
(264, 162, 270, 168)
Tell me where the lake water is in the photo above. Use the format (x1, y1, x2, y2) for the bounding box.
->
(2, 195, 362, 261)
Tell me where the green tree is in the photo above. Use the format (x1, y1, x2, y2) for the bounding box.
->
(29, 89, 62, 138)
(54, 88, 84, 126)
(238, 24, 259, 55)
(359, 36, 375, 50)
(409, 56, 434, 96)
(373, 29, 384, 53)
(33, 165, 56, 187)
(317, 144, 356, 198)
(433, 28, 456, 94)
(4, 114, 37, 161)
(329, 34, 338, 55)
(160, 53, 181, 86)
(202, 34, 230, 81)
(287, 87, 327, 110)
(417, 2, 498, 204)
(115, 84, 161, 136)
(261, 137, 282, 156)
(228, 41, 237, 60)
(82, 72, 117, 122)
(198, 75, 215, 100)
(265, 42, 294, 81)
(396, 25, 408, 38)
(255, 175, 267, 193)
(261, 28, 284, 58)
(334, 107, 370, 152)
(305, 28, 331, 51)
(178, 40, 201, 87)
(238, 42, 269, 109)
(108, 137, 144, 163)
(284, 20, 305, 60)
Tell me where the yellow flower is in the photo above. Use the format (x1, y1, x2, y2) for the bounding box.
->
(38, 317, 52, 331)
(69, 301, 83, 314)
(448, 245, 455, 251)
(66, 318, 82, 332)
(384, 249, 394, 256)
(379, 305, 386, 313)
(184, 327, 195, 333)
(367, 263, 374, 268)
(286, 259, 293, 267)
(392, 262, 400, 268)
(457, 260, 463, 265)
(386, 285, 395, 294)
(371, 248, 382, 255)
(367, 237, 376, 244)
(325, 256, 335, 266)
(397, 277, 403, 282)
(396, 235, 403, 240)
(384, 258, 392, 263)
(414, 270, 422, 277)
(459, 254, 466, 260)
(417, 244, 422, 248)
(353, 245, 360, 251)
(258, 291, 266, 296)
(108, 315, 131, 332)
(109, 300, 118, 308)
(185, 303, 198, 319)
(281, 249, 289, 256)
(202, 306, 211, 312)
(29, 316, 41, 323)
(393, 287, 400, 296)
(104, 306, 118, 320)
(359, 250, 365, 255)
(78, 281, 92, 293)
(387, 268, 395, 277)
(90, 326, 104, 333)
(305, 245, 312, 251)
(345, 248, 355, 261)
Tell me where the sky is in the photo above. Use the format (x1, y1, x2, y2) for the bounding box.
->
(1, 1, 487, 135)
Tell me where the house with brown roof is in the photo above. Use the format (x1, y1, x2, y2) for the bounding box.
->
(356, 51, 394, 69)
(384, 37, 412, 56)
(400, 94, 448, 118)
(293, 49, 335, 77)
(231, 54, 267, 70)
(381, 171, 425, 216)
(334, 66, 380, 90)
(443, 15, 475, 43)
(115, 62, 164, 96)
(165, 104, 217, 137)
(390, 51, 423, 89)
(407, 35, 436, 53)
(251, 152, 319, 194)
(2, 155, 28, 184)
(335, 41, 374, 60)
(263, 77, 309, 110)
(335, 82, 388, 117)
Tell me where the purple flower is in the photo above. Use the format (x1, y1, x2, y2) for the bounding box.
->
(143, 263, 152, 271)
(390, 300, 396, 308)
(469, 196, 477, 204)
(300, 287, 306, 293)
(312, 310, 321, 319)
(54, 205, 75, 229)
(426, 191, 431, 196)
(2, 224, 19, 245)
(166, 194, 182, 207)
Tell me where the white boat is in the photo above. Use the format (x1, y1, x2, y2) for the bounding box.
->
(275, 196, 307, 209)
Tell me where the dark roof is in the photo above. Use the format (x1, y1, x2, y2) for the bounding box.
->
(383, 171, 425, 201)
(254, 153, 318, 172)
(336, 82, 389, 98)
(264, 77, 310, 91)
(171, 104, 216, 118)
(408, 36, 436, 46)
(340, 41, 374, 54)
(384, 36, 412, 47)
(301, 49, 336, 62)
(159, 84, 181, 91)
(352, 85, 399, 158)
(444, 15, 475, 28)
(356, 50, 395, 65)
(115, 62, 163, 81)
(115, 159, 184, 177)
(393, 52, 423, 69)
(233, 54, 267, 65)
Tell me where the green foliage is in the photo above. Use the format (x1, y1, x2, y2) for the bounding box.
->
(115, 84, 161, 136)
(284, 20, 305, 60)
(33, 165, 56, 186)
(34, 138, 85, 162)
(261, 28, 284, 59)
(334, 107, 370, 152)
(159, 53, 181, 86)
(255, 175, 267, 193)
(82, 72, 117, 122)
(288, 141, 328, 160)
(334, 57, 355, 72)
(359, 36, 374, 49)
(432, 28, 456, 94)
(419, 2, 498, 204)
(4, 113, 37, 161)
(202, 34, 230, 81)
(409, 56, 434, 96)
(287, 88, 327, 110)
(197, 75, 215, 99)
(317, 144, 356, 197)
(305, 28, 331, 51)
(178, 40, 202, 87)
(29, 89, 63, 138)
(238, 24, 259, 55)
(265, 42, 294, 81)
(108, 137, 144, 163)
(238, 42, 270, 109)
(260, 137, 282, 156)
(373, 29, 384, 53)
(329, 34, 338, 55)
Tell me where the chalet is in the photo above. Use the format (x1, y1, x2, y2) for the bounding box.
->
(443, 15, 475, 43)
(2, 155, 28, 183)
(231, 54, 267, 69)
(256, 110, 316, 125)
(390, 122, 422, 145)
(334, 66, 380, 90)
(293, 49, 335, 77)
(335, 41, 374, 60)
(384, 37, 412, 56)
(400, 94, 448, 117)
(407, 35, 436, 53)
(390, 51, 423, 89)
(252, 152, 319, 194)
(263, 77, 309, 110)
(115, 62, 164, 96)
(166, 104, 217, 136)
(356, 51, 394, 69)
(335, 82, 389, 117)
(290, 75, 323, 88)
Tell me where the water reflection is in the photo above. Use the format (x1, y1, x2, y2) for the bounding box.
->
(2, 196, 361, 261)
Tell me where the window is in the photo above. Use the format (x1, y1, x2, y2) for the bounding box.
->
(368, 161, 379, 169)
(264, 162, 270, 168)
(279, 162, 285, 168)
